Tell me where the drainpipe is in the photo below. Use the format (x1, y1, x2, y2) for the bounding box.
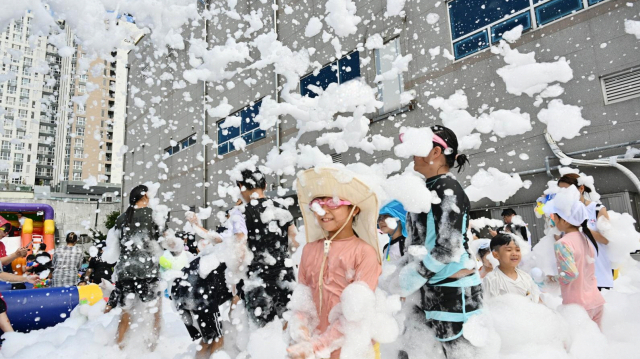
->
(273, 0, 281, 190)
(543, 131, 640, 194)
(202, 1, 209, 227)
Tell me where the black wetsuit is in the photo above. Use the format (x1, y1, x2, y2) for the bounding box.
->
(403, 174, 483, 355)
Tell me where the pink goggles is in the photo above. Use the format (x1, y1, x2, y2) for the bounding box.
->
(310, 198, 352, 210)
(399, 133, 453, 155)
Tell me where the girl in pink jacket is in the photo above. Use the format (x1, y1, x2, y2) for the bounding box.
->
(288, 167, 382, 359)
(544, 189, 605, 327)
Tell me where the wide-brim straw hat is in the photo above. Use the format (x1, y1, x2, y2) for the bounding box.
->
(296, 167, 381, 263)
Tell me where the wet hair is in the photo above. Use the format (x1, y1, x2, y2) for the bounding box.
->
(176, 231, 198, 255)
(430, 125, 470, 173)
(558, 173, 591, 193)
(66, 232, 78, 244)
(478, 246, 491, 260)
(123, 184, 149, 230)
(501, 208, 517, 217)
(490, 233, 517, 252)
(237, 169, 267, 190)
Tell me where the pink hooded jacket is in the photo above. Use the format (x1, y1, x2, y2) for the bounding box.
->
(298, 235, 381, 358)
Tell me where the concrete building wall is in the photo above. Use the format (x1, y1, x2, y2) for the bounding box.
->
(124, 0, 640, 231)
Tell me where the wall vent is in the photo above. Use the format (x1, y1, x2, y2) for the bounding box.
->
(601, 67, 640, 105)
(330, 153, 343, 164)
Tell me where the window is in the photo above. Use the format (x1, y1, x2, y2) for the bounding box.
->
(448, 0, 608, 60)
(73, 161, 82, 170)
(75, 138, 84, 147)
(300, 51, 361, 98)
(18, 110, 28, 118)
(76, 127, 84, 136)
(21, 78, 30, 86)
(11, 176, 22, 184)
(375, 38, 405, 114)
(74, 148, 84, 157)
(0, 175, 7, 183)
(76, 117, 86, 126)
(165, 134, 197, 156)
(6, 97, 15, 105)
(216, 101, 266, 156)
(73, 172, 82, 181)
(14, 142, 24, 150)
(14, 153, 23, 162)
(16, 131, 25, 139)
(13, 164, 22, 173)
(0, 153, 9, 161)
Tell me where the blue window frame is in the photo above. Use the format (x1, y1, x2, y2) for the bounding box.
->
(165, 134, 197, 156)
(454, 31, 490, 59)
(448, 0, 530, 40)
(491, 12, 532, 43)
(217, 100, 265, 156)
(535, 0, 583, 26)
(300, 51, 360, 98)
(449, 0, 608, 60)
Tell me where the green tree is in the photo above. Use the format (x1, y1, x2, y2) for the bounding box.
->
(104, 210, 120, 230)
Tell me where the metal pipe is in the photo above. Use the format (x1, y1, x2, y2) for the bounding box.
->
(564, 139, 640, 157)
(273, 0, 281, 190)
(202, 1, 209, 227)
(544, 131, 640, 193)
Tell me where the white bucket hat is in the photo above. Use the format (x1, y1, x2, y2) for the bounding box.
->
(296, 167, 381, 263)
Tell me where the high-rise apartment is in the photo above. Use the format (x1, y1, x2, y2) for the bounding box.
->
(1, 12, 128, 189)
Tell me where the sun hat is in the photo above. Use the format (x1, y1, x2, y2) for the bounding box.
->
(296, 167, 381, 263)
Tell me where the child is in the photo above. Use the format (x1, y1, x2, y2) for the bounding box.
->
(287, 167, 382, 359)
(544, 192, 605, 326)
(482, 234, 540, 303)
(477, 242, 493, 279)
(378, 200, 408, 261)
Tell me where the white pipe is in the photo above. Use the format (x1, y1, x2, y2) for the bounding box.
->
(544, 131, 640, 193)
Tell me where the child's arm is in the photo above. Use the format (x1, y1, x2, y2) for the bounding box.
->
(554, 242, 579, 285)
(0, 272, 38, 284)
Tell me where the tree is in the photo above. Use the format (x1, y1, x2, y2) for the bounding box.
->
(104, 210, 120, 230)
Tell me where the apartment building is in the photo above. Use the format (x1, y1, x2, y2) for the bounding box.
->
(1, 12, 128, 188)
(123, 0, 640, 240)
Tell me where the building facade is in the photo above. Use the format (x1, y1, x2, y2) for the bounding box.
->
(123, 0, 640, 239)
(1, 12, 128, 189)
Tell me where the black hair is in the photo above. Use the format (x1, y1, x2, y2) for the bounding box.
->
(430, 125, 470, 173)
(501, 208, 517, 217)
(27, 254, 36, 261)
(558, 173, 592, 194)
(66, 232, 78, 244)
(490, 233, 517, 252)
(176, 231, 198, 255)
(123, 184, 149, 231)
(39, 243, 47, 251)
(581, 220, 599, 254)
(478, 246, 491, 260)
(237, 169, 266, 190)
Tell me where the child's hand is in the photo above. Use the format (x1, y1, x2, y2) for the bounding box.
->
(25, 275, 39, 284)
(287, 341, 314, 359)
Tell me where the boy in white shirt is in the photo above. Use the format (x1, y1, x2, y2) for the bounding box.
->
(483, 233, 541, 303)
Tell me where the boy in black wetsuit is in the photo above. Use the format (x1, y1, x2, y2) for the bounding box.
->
(235, 169, 298, 327)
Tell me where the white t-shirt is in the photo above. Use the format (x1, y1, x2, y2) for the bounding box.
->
(483, 267, 540, 303)
(586, 202, 614, 288)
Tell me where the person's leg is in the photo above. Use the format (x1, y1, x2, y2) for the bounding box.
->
(0, 312, 14, 333)
(587, 305, 604, 329)
(149, 297, 162, 351)
(117, 310, 131, 350)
